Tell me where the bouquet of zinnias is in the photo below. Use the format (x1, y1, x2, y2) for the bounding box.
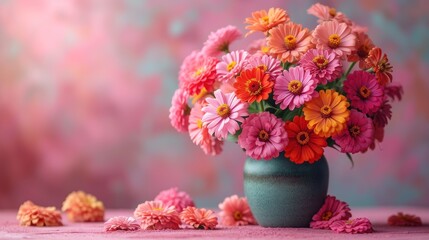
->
(169, 3, 403, 163)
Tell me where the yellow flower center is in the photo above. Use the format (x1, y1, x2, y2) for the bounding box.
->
(258, 129, 270, 142)
(196, 119, 203, 129)
(349, 125, 361, 137)
(216, 104, 231, 118)
(227, 61, 237, 72)
(261, 45, 270, 53)
(257, 64, 268, 72)
(193, 67, 204, 78)
(233, 211, 243, 221)
(321, 105, 332, 118)
(322, 211, 333, 221)
(359, 86, 371, 99)
(312, 55, 329, 69)
(328, 34, 341, 48)
(329, 8, 337, 17)
(296, 131, 310, 145)
(261, 15, 269, 24)
(246, 79, 263, 96)
(288, 80, 303, 95)
(284, 34, 297, 50)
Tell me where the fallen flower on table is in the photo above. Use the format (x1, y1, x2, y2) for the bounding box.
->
(104, 216, 141, 232)
(134, 200, 181, 230)
(310, 195, 352, 229)
(218, 195, 256, 226)
(330, 217, 374, 234)
(17, 201, 62, 227)
(387, 212, 423, 226)
(62, 190, 105, 222)
(154, 187, 195, 213)
(180, 206, 218, 230)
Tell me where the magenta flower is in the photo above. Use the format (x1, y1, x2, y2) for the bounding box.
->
(169, 89, 190, 133)
(202, 25, 242, 57)
(299, 49, 342, 84)
(273, 66, 318, 110)
(180, 207, 218, 230)
(310, 195, 352, 229)
(333, 109, 375, 154)
(244, 54, 282, 81)
(218, 195, 256, 226)
(104, 216, 141, 232)
(344, 70, 384, 114)
(330, 218, 374, 234)
(133, 201, 181, 230)
(238, 112, 288, 160)
(216, 50, 250, 82)
(202, 90, 248, 139)
(154, 187, 195, 213)
(371, 100, 392, 128)
(312, 20, 356, 57)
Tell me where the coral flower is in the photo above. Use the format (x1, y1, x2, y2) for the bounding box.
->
(284, 116, 327, 164)
(169, 88, 190, 133)
(180, 207, 218, 230)
(62, 191, 104, 222)
(387, 212, 423, 226)
(154, 187, 195, 213)
(333, 110, 374, 154)
(104, 216, 141, 232)
(245, 54, 283, 81)
(200, 134, 224, 156)
(202, 90, 249, 139)
(218, 195, 256, 226)
(273, 66, 318, 110)
(17, 201, 63, 227)
(202, 25, 242, 57)
(267, 22, 312, 63)
(365, 47, 393, 86)
(299, 48, 342, 85)
(347, 32, 375, 69)
(330, 218, 374, 234)
(134, 201, 181, 230)
(303, 90, 350, 138)
(245, 7, 289, 37)
(234, 67, 273, 104)
(344, 70, 384, 114)
(179, 51, 219, 95)
(310, 195, 352, 229)
(238, 112, 288, 160)
(216, 50, 250, 82)
(307, 3, 352, 26)
(312, 20, 356, 58)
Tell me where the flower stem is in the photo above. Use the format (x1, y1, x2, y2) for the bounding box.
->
(344, 62, 356, 78)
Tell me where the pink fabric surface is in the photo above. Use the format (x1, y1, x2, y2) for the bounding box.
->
(1, 207, 429, 239)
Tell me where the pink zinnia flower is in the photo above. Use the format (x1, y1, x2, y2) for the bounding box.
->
(245, 54, 282, 81)
(202, 89, 248, 139)
(169, 89, 190, 133)
(387, 212, 423, 226)
(273, 66, 318, 110)
(104, 216, 141, 232)
(238, 112, 288, 160)
(333, 110, 374, 154)
(312, 20, 356, 58)
(200, 134, 224, 156)
(344, 70, 384, 114)
(299, 49, 342, 85)
(216, 50, 250, 82)
(133, 201, 181, 230)
(307, 3, 352, 26)
(154, 187, 195, 213)
(180, 207, 218, 230)
(247, 38, 269, 56)
(371, 100, 392, 128)
(218, 195, 256, 226)
(202, 25, 242, 57)
(330, 218, 374, 234)
(310, 195, 352, 229)
(179, 51, 219, 95)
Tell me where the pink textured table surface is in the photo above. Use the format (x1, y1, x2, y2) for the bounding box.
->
(1, 207, 429, 239)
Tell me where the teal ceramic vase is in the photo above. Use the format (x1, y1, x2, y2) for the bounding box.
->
(243, 154, 329, 228)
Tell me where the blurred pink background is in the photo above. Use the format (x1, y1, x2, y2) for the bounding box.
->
(0, 0, 428, 209)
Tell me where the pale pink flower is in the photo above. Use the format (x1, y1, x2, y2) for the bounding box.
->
(218, 195, 256, 226)
(154, 187, 195, 213)
(245, 54, 283, 81)
(180, 207, 218, 230)
(169, 89, 190, 132)
(216, 50, 250, 82)
(333, 110, 375, 154)
(307, 3, 352, 26)
(104, 216, 141, 232)
(310, 195, 352, 229)
(330, 218, 374, 234)
(274, 66, 318, 110)
(238, 112, 288, 160)
(133, 201, 181, 230)
(202, 90, 248, 139)
(247, 38, 269, 56)
(312, 21, 356, 58)
(17, 201, 63, 227)
(202, 25, 242, 57)
(299, 49, 342, 84)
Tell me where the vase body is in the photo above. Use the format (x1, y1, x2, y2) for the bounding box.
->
(243, 154, 329, 228)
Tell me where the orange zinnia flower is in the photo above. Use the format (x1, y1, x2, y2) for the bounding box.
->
(234, 67, 273, 103)
(284, 116, 327, 164)
(245, 8, 289, 37)
(365, 47, 393, 86)
(303, 90, 350, 138)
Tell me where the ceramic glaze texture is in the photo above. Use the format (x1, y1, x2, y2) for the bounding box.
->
(243, 155, 329, 227)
